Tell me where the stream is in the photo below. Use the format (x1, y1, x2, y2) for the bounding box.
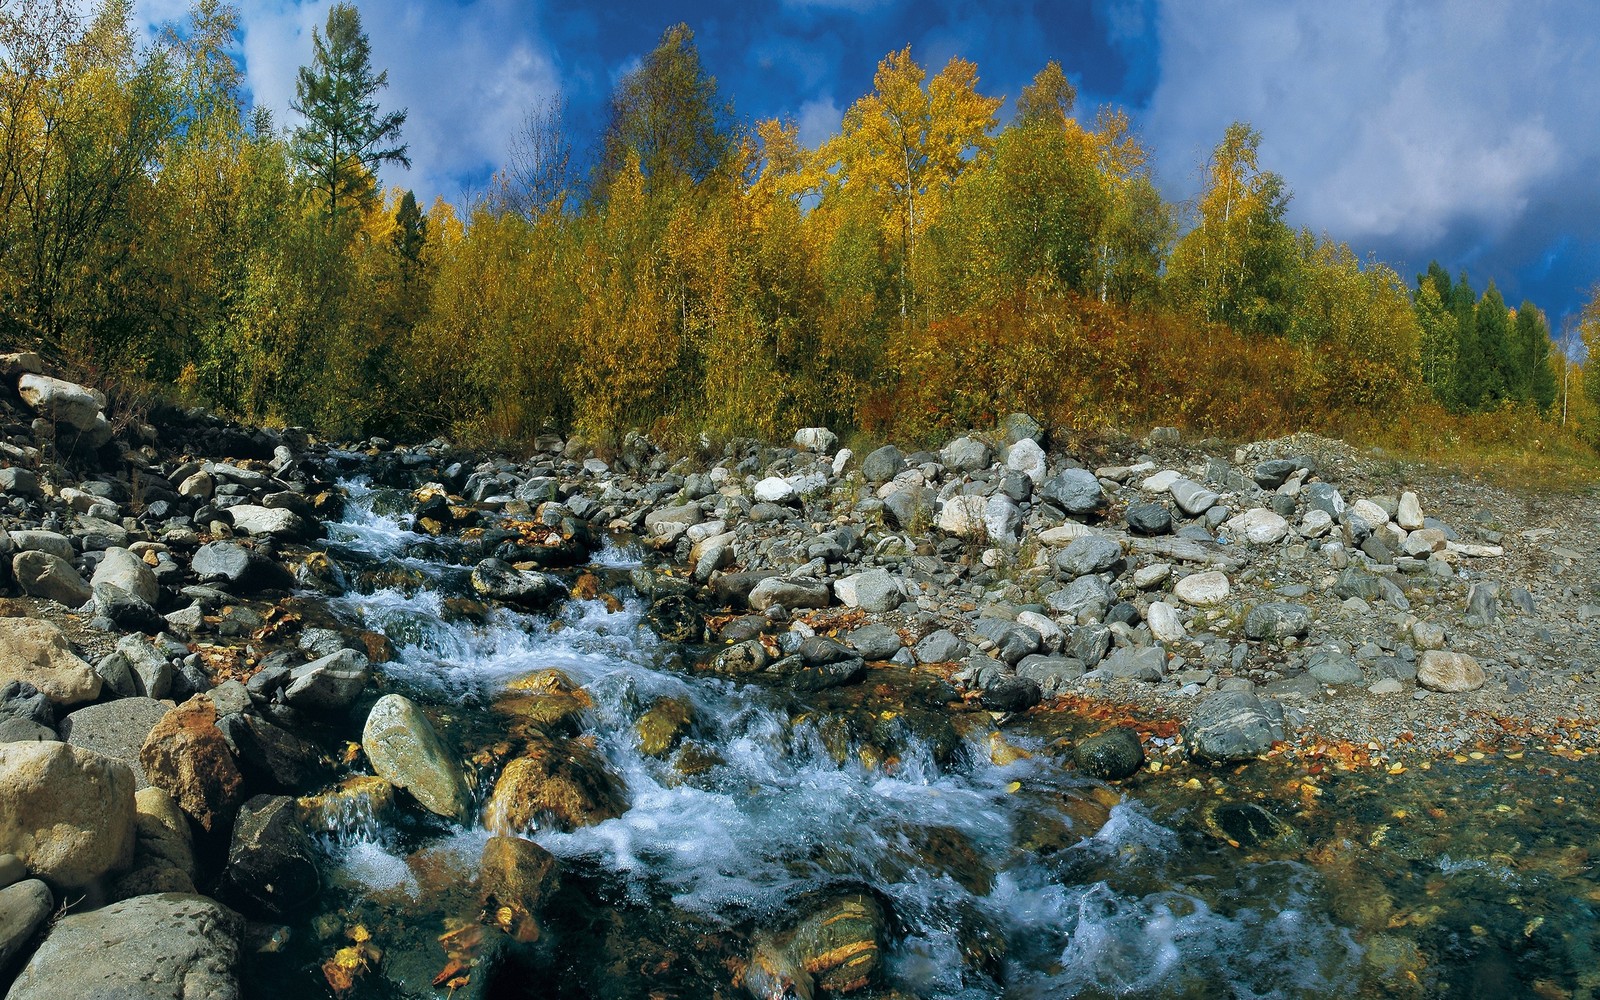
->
(247, 478, 1600, 999)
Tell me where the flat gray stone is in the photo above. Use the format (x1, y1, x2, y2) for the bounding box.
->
(60, 698, 172, 790)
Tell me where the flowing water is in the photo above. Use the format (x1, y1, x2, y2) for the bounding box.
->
(252, 481, 1600, 999)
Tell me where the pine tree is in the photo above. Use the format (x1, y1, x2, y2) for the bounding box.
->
(290, 2, 408, 222)
(1469, 282, 1513, 407)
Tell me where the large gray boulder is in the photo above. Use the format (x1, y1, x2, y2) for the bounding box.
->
(1244, 602, 1312, 641)
(362, 694, 470, 822)
(60, 697, 171, 790)
(747, 577, 831, 613)
(215, 796, 320, 919)
(862, 445, 906, 485)
(0, 878, 53, 974)
(5, 892, 243, 1000)
(470, 558, 566, 609)
(1039, 468, 1105, 516)
(1181, 691, 1282, 763)
(190, 541, 294, 592)
(0, 741, 136, 888)
(1053, 536, 1122, 578)
(940, 436, 992, 473)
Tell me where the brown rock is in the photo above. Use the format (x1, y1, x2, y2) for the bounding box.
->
(483, 735, 624, 834)
(0, 618, 101, 707)
(479, 835, 560, 941)
(139, 697, 245, 832)
(1416, 650, 1485, 693)
(0, 741, 135, 888)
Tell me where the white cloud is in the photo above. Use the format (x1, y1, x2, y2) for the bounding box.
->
(796, 95, 842, 149)
(1140, 0, 1597, 256)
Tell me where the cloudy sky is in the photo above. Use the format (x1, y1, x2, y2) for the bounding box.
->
(132, 0, 1600, 330)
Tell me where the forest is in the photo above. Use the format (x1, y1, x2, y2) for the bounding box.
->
(3, 0, 1597, 458)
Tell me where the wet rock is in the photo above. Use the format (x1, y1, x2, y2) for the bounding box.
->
(1039, 468, 1106, 516)
(216, 794, 320, 919)
(748, 576, 830, 613)
(1244, 602, 1311, 641)
(139, 697, 245, 833)
(746, 892, 885, 999)
(1073, 727, 1145, 781)
(1416, 650, 1485, 693)
(978, 675, 1041, 713)
(1174, 570, 1230, 607)
(1125, 502, 1172, 536)
(646, 593, 706, 642)
(0, 740, 135, 888)
(1182, 690, 1282, 763)
(60, 697, 170, 789)
(10, 550, 91, 607)
(362, 694, 471, 822)
(0, 878, 52, 974)
(479, 835, 560, 940)
(495, 670, 594, 735)
(0, 619, 100, 708)
(470, 558, 567, 609)
(1203, 800, 1300, 850)
(789, 654, 867, 693)
(636, 698, 692, 757)
(282, 648, 370, 713)
(216, 712, 327, 791)
(191, 541, 294, 592)
(1053, 536, 1122, 578)
(484, 735, 626, 833)
(5, 892, 244, 1000)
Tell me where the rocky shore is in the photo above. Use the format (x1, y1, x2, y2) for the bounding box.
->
(0, 349, 1595, 998)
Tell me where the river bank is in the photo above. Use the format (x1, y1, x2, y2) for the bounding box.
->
(1, 353, 1597, 998)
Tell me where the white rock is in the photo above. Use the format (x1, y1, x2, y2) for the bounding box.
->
(1299, 508, 1334, 538)
(1224, 508, 1290, 545)
(1016, 611, 1064, 652)
(832, 449, 853, 478)
(1397, 491, 1424, 530)
(225, 504, 307, 538)
(984, 494, 1022, 543)
(793, 427, 837, 453)
(875, 469, 925, 500)
(1169, 479, 1219, 516)
(1004, 438, 1047, 485)
(1174, 571, 1230, 607)
(17, 374, 104, 432)
(1368, 677, 1404, 696)
(1139, 469, 1183, 493)
(1401, 528, 1446, 557)
(1147, 601, 1187, 642)
(1446, 541, 1504, 558)
(1036, 522, 1100, 545)
(684, 519, 728, 544)
(753, 477, 796, 503)
(1411, 621, 1446, 650)
(1417, 650, 1485, 692)
(936, 495, 989, 538)
(1350, 499, 1391, 532)
(1133, 563, 1172, 589)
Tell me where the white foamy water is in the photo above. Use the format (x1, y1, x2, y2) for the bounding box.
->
(309, 490, 1366, 998)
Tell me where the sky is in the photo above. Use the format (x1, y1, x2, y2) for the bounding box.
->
(131, 0, 1600, 334)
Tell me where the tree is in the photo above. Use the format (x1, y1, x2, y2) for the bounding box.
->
(1512, 300, 1557, 411)
(494, 93, 574, 218)
(819, 47, 1001, 318)
(290, 2, 408, 222)
(596, 23, 733, 199)
(1165, 122, 1298, 336)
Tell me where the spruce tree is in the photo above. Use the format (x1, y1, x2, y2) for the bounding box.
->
(290, 2, 408, 221)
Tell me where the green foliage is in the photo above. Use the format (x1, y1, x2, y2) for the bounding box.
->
(290, 2, 409, 221)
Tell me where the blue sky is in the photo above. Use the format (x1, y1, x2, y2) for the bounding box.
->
(134, 0, 1600, 335)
